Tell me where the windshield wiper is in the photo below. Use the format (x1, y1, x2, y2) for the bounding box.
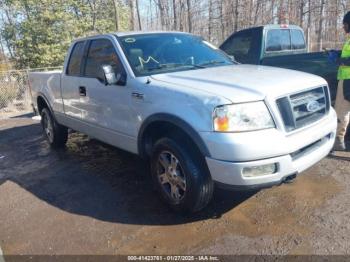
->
(187, 64, 206, 69)
(195, 60, 228, 67)
(145, 64, 168, 71)
(145, 63, 205, 71)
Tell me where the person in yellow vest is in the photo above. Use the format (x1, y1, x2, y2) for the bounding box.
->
(333, 11, 350, 151)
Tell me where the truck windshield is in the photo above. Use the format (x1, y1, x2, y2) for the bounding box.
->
(118, 33, 233, 76)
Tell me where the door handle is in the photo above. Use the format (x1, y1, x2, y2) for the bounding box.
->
(79, 86, 86, 97)
(131, 92, 144, 100)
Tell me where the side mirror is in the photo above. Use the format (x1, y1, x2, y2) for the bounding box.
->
(228, 55, 240, 64)
(101, 65, 127, 86)
(229, 55, 236, 62)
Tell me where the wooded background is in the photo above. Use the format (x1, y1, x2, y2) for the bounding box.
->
(0, 0, 350, 70)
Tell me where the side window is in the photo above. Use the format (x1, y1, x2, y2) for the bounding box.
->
(220, 30, 253, 63)
(266, 29, 291, 52)
(84, 39, 123, 80)
(66, 42, 85, 76)
(291, 30, 306, 50)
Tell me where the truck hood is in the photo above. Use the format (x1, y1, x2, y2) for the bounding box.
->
(150, 64, 328, 103)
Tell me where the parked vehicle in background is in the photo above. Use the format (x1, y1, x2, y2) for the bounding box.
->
(220, 25, 339, 101)
(29, 32, 337, 213)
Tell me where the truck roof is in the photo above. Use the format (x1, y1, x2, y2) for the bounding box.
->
(73, 31, 193, 42)
(115, 31, 192, 37)
(242, 24, 303, 31)
(264, 24, 303, 30)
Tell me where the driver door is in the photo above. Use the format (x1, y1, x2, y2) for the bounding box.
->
(77, 38, 135, 148)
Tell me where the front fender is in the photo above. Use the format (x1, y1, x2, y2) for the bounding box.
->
(138, 113, 211, 158)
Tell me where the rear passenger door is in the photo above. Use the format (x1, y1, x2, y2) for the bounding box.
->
(61, 41, 86, 119)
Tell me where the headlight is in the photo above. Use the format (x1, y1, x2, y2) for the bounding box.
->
(213, 102, 275, 132)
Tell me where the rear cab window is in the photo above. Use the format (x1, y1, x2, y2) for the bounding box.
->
(291, 30, 306, 50)
(265, 29, 306, 53)
(66, 41, 85, 76)
(265, 29, 291, 52)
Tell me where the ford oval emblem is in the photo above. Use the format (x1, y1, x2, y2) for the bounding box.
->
(306, 100, 320, 112)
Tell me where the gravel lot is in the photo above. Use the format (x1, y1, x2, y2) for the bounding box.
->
(1, 115, 350, 256)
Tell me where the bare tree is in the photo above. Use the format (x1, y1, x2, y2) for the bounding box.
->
(254, 1, 261, 25)
(87, 0, 97, 31)
(136, 0, 142, 30)
(173, 0, 177, 30)
(316, 0, 325, 51)
(186, 0, 192, 33)
(129, 0, 135, 30)
(157, 0, 166, 30)
(299, 0, 305, 28)
(233, 0, 239, 33)
(3, 0, 347, 66)
(179, 0, 185, 31)
(113, 0, 119, 31)
(306, 0, 312, 48)
(208, 0, 213, 41)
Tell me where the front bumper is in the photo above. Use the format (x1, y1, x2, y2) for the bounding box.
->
(203, 109, 337, 188)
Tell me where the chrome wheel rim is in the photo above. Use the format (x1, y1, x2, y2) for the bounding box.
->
(43, 113, 54, 143)
(157, 151, 187, 202)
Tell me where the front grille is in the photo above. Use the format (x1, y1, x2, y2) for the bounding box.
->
(277, 86, 330, 132)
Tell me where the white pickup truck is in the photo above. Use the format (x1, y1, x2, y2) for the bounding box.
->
(29, 32, 337, 213)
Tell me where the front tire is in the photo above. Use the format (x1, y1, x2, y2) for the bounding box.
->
(41, 108, 68, 148)
(151, 137, 214, 213)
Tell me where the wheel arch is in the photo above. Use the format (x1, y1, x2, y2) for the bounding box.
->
(37, 93, 53, 114)
(138, 113, 211, 159)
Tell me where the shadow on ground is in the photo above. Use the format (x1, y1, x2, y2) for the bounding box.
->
(0, 117, 256, 226)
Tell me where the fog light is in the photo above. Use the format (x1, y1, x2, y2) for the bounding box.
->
(242, 163, 278, 178)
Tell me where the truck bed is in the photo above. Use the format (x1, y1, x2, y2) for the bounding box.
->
(29, 70, 63, 113)
(261, 52, 338, 101)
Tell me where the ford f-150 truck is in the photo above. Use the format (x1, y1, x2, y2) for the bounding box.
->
(220, 25, 339, 101)
(29, 32, 337, 213)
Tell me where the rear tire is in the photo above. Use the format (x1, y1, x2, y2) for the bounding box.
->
(150, 137, 214, 213)
(41, 108, 68, 148)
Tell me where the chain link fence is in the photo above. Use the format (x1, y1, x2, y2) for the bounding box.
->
(0, 67, 62, 119)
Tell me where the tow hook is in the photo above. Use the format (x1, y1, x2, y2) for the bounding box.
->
(283, 173, 297, 184)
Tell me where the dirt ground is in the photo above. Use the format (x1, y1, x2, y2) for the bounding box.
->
(1, 114, 350, 256)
